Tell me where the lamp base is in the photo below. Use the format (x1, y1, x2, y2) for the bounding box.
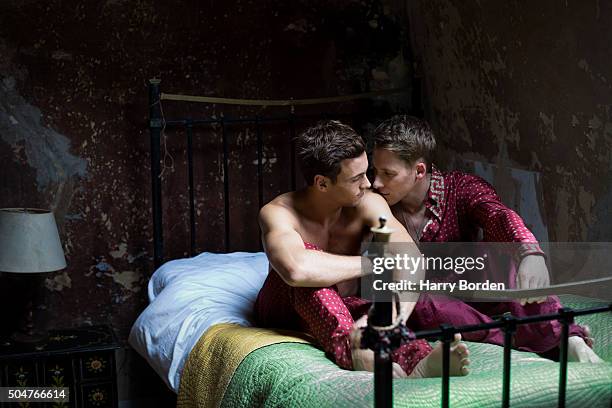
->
(10, 300, 49, 345)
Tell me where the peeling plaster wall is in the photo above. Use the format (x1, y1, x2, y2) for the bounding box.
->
(0, 1, 413, 403)
(0, 0, 410, 344)
(406, 0, 611, 242)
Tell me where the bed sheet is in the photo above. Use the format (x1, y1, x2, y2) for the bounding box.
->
(222, 336, 611, 407)
(176, 296, 611, 407)
(130, 250, 610, 396)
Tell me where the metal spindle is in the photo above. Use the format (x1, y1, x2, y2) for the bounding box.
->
(289, 113, 296, 190)
(374, 338, 393, 408)
(501, 314, 516, 408)
(256, 116, 264, 210)
(148, 79, 164, 269)
(221, 117, 230, 252)
(558, 308, 573, 408)
(370, 218, 394, 408)
(440, 324, 453, 408)
(186, 122, 196, 257)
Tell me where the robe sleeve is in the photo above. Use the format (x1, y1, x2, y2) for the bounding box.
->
(455, 173, 544, 259)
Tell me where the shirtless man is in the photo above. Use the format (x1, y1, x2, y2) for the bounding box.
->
(254, 120, 470, 378)
(371, 115, 601, 363)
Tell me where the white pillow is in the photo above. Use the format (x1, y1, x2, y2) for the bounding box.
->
(128, 252, 269, 391)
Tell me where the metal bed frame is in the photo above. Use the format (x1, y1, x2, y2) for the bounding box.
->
(147, 79, 611, 408)
(148, 79, 394, 262)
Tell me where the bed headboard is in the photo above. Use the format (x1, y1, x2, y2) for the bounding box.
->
(147, 78, 410, 269)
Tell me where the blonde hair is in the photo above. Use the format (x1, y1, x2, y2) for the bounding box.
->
(373, 115, 436, 171)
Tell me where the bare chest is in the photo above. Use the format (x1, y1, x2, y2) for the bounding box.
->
(393, 206, 428, 241)
(298, 214, 365, 297)
(299, 216, 366, 255)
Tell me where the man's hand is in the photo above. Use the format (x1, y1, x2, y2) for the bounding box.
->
(394, 299, 417, 325)
(516, 255, 550, 305)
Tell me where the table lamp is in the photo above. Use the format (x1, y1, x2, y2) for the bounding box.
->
(0, 208, 66, 343)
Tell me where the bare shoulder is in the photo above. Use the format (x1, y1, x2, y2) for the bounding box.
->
(259, 192, 299, 231)
(356, 191, 412, 241)
(355, 190, 394, 226)
(359, 190, 390, 207)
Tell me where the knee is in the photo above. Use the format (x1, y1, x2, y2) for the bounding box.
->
(353, 314, 368, 329)
(348, 316, 368, 349)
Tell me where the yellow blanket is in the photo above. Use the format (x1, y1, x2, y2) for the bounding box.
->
(176, 323, 313, 408)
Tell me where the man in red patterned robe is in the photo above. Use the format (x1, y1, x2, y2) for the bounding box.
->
(255, 120, 471, 378)
(372, 115, 601, 363)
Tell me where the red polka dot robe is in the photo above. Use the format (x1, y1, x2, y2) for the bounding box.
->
(254, 241, 432, 375)
(408, 166, 588, 356)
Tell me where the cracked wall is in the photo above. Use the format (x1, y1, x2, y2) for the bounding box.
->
(407, 0, 611, 243)
(0, 2, 412, 403)
(0, 0, 410, 344)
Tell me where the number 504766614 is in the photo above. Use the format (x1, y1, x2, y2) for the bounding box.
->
(1, 387, 69, 402)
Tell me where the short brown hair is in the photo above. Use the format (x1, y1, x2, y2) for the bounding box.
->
(373, 115, 436, 171)
(296, 120, 366, 185)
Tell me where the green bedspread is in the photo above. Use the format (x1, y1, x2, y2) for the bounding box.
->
(222, 296, 612, 407)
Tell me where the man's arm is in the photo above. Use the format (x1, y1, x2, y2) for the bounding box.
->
(457, 174, 549, 297)
(260, 203, 368, 287)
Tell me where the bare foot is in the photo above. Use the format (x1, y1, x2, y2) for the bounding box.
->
(350, 317, 408, 378)
(582, 325, 595, 348)
(567, 336, 603, 363)
(351, 348, 410, 378)
(408, 334, 470, 378)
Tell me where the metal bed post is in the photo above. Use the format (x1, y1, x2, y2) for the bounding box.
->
(256, 115, 264, 210)
(289, 111, 297, 191)
(557, 307, 573, 408)
(256, 116, 264, 251)
(501, 314, 517, 408)
(221, 116, 231, 252)
(373, 304, 394, 408)
(186, 120, 196, 257)
(369, 217, 394, 408)
(439, 324, 454, 408)
(148, 78, 164, 269)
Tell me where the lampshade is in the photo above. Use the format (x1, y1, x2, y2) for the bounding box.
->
(0, 208, 66, 273)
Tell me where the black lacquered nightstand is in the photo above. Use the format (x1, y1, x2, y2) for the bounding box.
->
(0, 325, 119, 408)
